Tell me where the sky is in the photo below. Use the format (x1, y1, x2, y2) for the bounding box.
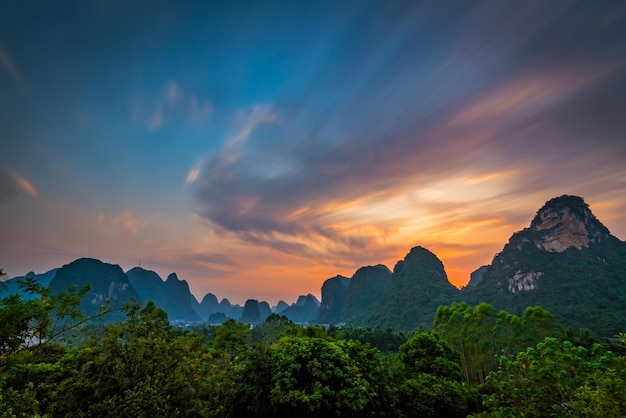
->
(1, 1, 626, 305)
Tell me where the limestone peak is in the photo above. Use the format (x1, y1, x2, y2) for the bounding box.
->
(528, 195, 610, 252)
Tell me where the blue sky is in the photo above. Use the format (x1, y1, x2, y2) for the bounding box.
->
(2, 1, 626, 304)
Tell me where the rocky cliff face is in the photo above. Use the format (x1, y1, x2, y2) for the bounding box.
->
(467, 265, 488, 288)
(529, 195, 610, 253)
(464, 195, 626, 336)
(317, 275, 350, 324)
(489, 195, 612, 294)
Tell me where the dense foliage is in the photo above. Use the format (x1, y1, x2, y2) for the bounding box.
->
(434, 302, 563, 383)
(370, 246, 460, 331)
(479, 337, 626, 417)
(1, 281, 625, 417)
(340, 265, 391, 327)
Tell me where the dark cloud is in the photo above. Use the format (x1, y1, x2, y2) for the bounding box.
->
(193, 1, 626, 261)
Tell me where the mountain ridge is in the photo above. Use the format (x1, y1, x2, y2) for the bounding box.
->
(5, 195, 625, 335)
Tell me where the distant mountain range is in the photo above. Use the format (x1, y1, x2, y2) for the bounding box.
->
(1, 260, 321, 324)
(3, 195, 625, 336)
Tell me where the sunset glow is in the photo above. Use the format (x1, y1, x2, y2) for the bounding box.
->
(1, 2, 625, 305)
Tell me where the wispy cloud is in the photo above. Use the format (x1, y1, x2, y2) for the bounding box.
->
(450, 66, 622, 127)
(185, 159, 205, 185)
(100, 209, 158, 234)
(186, 103, 277, 186)
(0, 45, 24, 86)
(0, 167, 38, 202)
(138, 80, 213, 132)
(226, 104, 278, 148)
(147, 102, 164, 131)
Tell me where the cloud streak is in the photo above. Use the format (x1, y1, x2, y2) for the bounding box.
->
(139, 81, 213, 132)
(190, 1, 626, 286)
(99, 210, 158, 235)
(0, 45, 24, 86)
(0, 167, 38, 202)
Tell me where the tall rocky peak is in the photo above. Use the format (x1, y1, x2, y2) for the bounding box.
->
(126, 267, 163, 295)
(318, 275, 350, 324)
(464, 195, 626, 336)
(393, 246, 448, 282)
(51, 258, 140, 320)
(273, 300, 289, 313)
(526, 195, 610, 252)
(281, 294, 320, 323)
(370, 246, 459, 331)
(215, 298, 243, 319)
(486, 195, 616, 294)
(162, 273, 200, 321)
(219, 298, 232, 310)
(126, 268, 200, 321)
(166, 273, 183, 284)
(295, 293, 320, 307)
(239, 299, 271, 323)
(240, 299, 262, 323)
(164, 272, 193, 300)
(201, 293, 219, 306)
(341, 265, 391, 326)
(259, 301, 271, 319)
(193, 293, 220, 320)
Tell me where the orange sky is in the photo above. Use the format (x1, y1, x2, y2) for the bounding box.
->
(2, 1, 626, 306)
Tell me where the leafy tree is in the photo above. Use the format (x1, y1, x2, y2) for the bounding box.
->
(0, 294, 35, 356)
(210, 319, 251, 356)
(44, 302, 210, 417)
(0, 280, 113, 416)
(269, 336, 369, 417)
(395, 332, 474, 417)
(335, 338, 394, 417)
(0, 381, 43, 418)
(520, 305, 563, 346)
(0, 278, 102, 357)
(229, 343, 275, 417)
(396, 373, 469, 418)
(251, 313, 293, 345)
(434, 302, 563, 383)
(480, 337, 626, 417)
(198, 352, 239, 418)
(398, 331, 463, 381)
(284, 324, 332, 339)
(329, 326, 408, 353)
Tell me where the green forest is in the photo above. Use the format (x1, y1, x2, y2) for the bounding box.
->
(1, 277, 626, 417)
